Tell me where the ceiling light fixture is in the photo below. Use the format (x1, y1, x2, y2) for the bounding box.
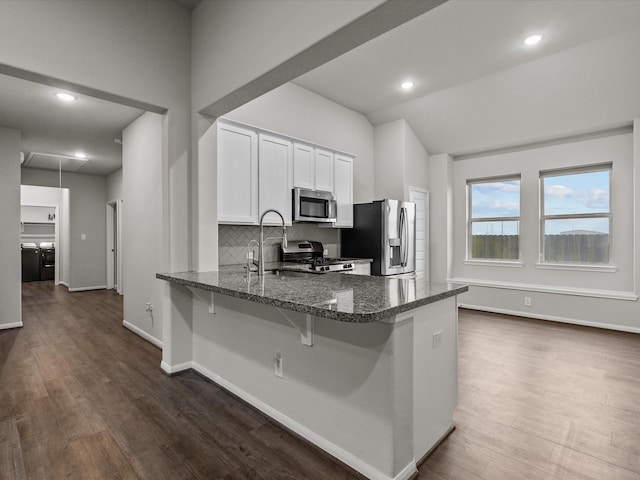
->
(401, 81, 414, 90)
(55, 92, 77, 102)
(74, 152, 87, 159)
(523, 34, 543, 46)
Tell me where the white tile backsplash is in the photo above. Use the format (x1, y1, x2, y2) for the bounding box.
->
(218, 223, 340, 266)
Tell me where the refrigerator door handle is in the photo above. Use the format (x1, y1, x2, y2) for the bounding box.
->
(402, 207, 409, 267)
(399, 207, 406, 267)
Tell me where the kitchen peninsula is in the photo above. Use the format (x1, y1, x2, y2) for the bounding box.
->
(158, 268, 467, 480)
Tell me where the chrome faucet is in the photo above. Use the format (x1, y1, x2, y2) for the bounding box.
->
(256, 209, 288, 275)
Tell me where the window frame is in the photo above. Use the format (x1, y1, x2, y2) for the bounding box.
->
(467, 174, 521, 262)
(539, 163, 612, 266)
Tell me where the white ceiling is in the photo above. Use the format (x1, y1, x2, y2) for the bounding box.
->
(0, 73, 143, 175)
(294, 0, 640, 156)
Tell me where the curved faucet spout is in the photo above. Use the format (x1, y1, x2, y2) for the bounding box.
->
(258, 209, 287, 275)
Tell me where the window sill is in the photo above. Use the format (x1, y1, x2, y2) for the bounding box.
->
(535, 263, 617, 273)
(450, 277, 637, 301)
(464, 260, 524, 268)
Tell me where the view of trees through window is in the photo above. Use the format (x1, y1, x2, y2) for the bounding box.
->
(468, 178, 520, 260)
(541, 166, 611, 264)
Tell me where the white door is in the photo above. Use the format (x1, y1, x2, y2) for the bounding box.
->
(409, 187, 429, 280)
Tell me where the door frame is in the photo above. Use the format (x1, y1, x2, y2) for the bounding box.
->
(106, 198, 123, 294)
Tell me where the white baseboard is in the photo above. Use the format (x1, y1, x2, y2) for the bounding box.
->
(191, 361, 417, 480)
(60, 281, 69, 288)
(161, 360, 193, 375)
(0, 321, 23, 331)
(122, 320, 163, 348)
(459, 304, 640, 334)
(68, 284, 107, 292)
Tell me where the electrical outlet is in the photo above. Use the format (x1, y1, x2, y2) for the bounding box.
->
(274, 351, 283, 378)
(524, 297, 532, 307)
(432, 330, 443, 349)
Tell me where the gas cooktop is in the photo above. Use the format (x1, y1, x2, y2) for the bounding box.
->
(280, 240, 354, 272)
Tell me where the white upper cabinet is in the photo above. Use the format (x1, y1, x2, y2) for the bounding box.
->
(258, 133, 293, 225)
(292, 142, 314, 190)
(217, 119, 353, 228)
(217, 122, 258, 224)
(333, 154, 354, 228)
(314, 148, 334, 193)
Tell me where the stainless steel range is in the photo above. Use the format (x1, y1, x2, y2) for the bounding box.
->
(280, 240, 354, 273)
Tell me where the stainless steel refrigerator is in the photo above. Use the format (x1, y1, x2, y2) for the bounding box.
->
(341, 199, 416, 276)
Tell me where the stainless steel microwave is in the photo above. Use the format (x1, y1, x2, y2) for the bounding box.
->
(293, 187, 337, 223)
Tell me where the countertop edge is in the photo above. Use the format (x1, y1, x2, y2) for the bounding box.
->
(156, 272, 469, 323)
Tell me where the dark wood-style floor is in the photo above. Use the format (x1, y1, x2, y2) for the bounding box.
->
(2, 282, 640, 479)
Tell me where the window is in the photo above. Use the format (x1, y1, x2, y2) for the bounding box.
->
(468, 176, 521, 260)
(540, 164, 611, 264)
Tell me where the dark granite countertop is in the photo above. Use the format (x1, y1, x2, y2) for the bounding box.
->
(157, 267, 468, 323)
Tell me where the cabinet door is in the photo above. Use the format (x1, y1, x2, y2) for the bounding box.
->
(333, 154, 353, 228)
(217, 123, 258, 224)
(259, 133, 293, 225)
(314, 148, 334, 193)
(293, 142, 314, 189)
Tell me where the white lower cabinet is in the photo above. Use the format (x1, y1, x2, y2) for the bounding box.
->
(342, 262, 371, 276)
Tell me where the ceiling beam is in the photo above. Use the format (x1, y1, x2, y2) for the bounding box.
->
(0, 63, 168, 115)
(199, 0, 448, 119)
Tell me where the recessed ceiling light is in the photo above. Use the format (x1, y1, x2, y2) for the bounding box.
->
(401, 81, 414, 90)
(523, 34, 543, 46)
(74, 152, 87, 159)
(55, 92, 77, 102)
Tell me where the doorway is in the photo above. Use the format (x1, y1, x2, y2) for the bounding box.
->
(106, 199, 123, 294)
(409, 187, 429, 280)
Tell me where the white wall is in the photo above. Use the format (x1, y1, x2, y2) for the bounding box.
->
(107, 168, 123, 202)
(122, 112, 164, 347)
(224, 82, 375, 203)
(404, 122, 429, 194)
(374, 120, 404, 200)
(428, 154, 454, 283)
(0, 127, 21, 330)
(20, 185, 71, 286)
(451, 131, 640, 332)
(191, 0, 384, 113)
(21, 168, 107, 290)
(374, 119, 429, 200)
